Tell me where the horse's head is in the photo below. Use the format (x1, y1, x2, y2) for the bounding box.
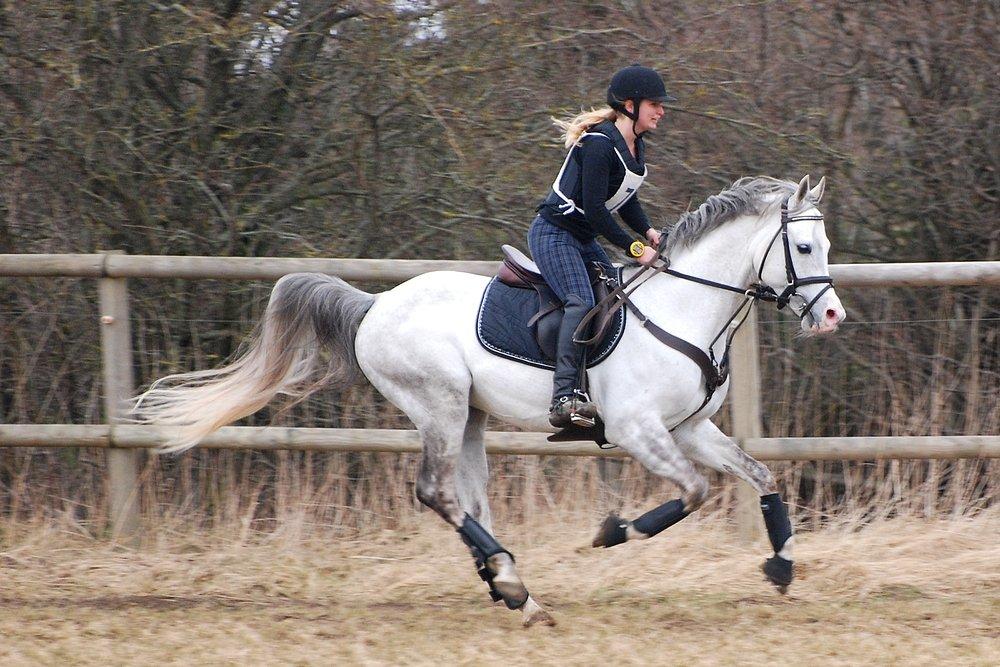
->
(754, 175, 846, 335)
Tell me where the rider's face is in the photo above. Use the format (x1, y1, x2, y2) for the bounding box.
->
(634, 100, 665, 134)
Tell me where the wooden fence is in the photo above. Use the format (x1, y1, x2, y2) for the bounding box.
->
(2, 253, 999, 539)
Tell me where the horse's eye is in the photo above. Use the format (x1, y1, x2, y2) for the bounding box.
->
(796, 243, 812, 254)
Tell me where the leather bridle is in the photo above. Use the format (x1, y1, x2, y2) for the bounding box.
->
(574, 195, 836, 428)
(755, 199, 835, 321)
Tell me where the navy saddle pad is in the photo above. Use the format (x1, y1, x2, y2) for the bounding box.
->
(475, 271, 627, 370)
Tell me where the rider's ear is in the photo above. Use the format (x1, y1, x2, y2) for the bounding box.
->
(790, 175, 811, 209)
(808, 176, 826, 204)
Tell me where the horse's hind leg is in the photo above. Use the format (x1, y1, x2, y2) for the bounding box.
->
(363, 352, 539, 619)
(673, 419, 794, 592)
(456, 408, 554, 627)
(455, 408, 492, 529)
(592, 419, 708, 548)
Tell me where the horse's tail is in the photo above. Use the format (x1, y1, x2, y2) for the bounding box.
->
(134, 273, 375, 454)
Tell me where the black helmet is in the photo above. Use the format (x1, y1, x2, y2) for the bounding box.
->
(607, 65, 676, 120)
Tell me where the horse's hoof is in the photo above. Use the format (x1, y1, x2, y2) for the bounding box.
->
(592, 514, 629, 548)
(521, 598, 557, 627)
(487, 554, 529, 610)
(493, 577, 530, 610)
(762, 555, 793, 592)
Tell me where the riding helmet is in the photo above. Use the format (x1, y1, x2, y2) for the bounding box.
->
(607, 65, 676, 119)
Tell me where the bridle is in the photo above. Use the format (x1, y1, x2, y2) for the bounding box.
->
(575, 195, 836, 428)
(756, 199, 835, 318)
(655, 197, 835, 321)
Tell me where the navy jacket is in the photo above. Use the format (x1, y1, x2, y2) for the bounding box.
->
(537, 121, 652, 251)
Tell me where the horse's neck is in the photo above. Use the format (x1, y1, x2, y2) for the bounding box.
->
(628, 215, 760, 349)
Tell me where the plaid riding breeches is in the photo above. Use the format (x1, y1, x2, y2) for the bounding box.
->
(527, 215, 612, 307)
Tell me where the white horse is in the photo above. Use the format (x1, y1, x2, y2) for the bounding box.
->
(135, 175, 845, 626)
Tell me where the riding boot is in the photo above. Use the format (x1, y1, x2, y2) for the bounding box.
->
(549, 295, 599, 428)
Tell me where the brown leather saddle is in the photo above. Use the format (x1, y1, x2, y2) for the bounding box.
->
(493, 246, 617, 446)
(496, 245, 618, 360)
(497, 245, 550, 289)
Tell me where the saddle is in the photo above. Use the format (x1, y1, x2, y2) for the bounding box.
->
(489, 245, 617, 446)
(496, 245, 618, 360)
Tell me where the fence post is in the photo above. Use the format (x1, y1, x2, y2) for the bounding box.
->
(98, 251, 140, 539)
(729, 309, 765, 544)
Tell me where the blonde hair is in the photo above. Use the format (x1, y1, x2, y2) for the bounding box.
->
(552, 106, 618, 148)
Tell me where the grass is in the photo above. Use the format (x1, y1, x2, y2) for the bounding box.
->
(1, 510, 997, 666)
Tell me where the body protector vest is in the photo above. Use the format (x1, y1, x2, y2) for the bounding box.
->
(548, 127, 647, 217)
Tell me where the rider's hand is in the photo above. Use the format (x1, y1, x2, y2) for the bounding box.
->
(639, 245, 659, 266)
(645, 228, 662, 248)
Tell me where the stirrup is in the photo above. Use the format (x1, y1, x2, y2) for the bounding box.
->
(571, 389, 598, 426)
(549, 392, 598, 428)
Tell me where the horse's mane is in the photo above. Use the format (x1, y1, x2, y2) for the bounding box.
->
(660, 177, 801, 259)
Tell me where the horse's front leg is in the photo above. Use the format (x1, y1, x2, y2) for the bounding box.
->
(673, 418, 795, 592)
(592, 418, 709, 548)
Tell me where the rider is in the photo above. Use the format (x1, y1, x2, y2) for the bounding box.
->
(531, 64, 674, 428)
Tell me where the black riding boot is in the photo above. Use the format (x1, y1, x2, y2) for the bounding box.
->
(549, 295, 599, 428)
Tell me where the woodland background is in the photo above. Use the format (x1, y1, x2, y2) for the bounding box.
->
(1, 1, 997, 534)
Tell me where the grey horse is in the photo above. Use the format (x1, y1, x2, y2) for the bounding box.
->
(135, 175, 845, 626)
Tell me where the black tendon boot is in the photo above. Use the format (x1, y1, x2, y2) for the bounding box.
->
(549, 295, 599, 428)
(760, 492, 794, 591)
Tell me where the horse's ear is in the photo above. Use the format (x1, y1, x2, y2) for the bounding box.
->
(790, 175, 811, 208)
(809, 176, 826, 204)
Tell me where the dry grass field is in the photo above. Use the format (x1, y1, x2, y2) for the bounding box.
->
(1, 510, 997, 666)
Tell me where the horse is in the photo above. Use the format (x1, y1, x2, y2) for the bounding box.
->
(134, 175, 845, 627)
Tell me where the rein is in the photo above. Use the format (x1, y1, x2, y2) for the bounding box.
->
(576, 197, 835, 426)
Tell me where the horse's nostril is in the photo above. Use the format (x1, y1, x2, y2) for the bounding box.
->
(826, 308, 838, 321)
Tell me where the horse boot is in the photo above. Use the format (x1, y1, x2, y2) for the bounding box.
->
(549, 295, 599, 428)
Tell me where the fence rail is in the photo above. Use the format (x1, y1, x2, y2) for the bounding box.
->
(1, 424, 997, 460)
(2, 254, 1000, 285)
(2, 253, 998, 538)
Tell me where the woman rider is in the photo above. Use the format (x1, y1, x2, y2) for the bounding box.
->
(530, 64, 674, 428)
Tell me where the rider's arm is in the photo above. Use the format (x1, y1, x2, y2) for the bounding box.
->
(579, 140, 636, 252)
(618, 195, 652, 237)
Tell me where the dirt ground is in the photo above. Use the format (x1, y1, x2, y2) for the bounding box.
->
(1, 511, 997, 666)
